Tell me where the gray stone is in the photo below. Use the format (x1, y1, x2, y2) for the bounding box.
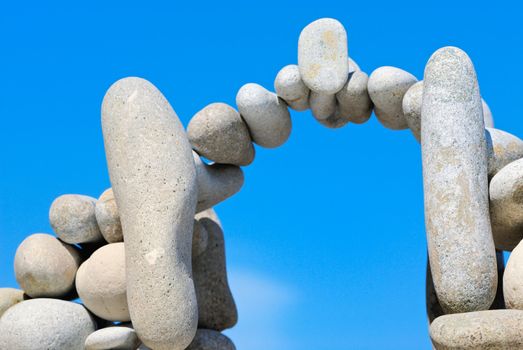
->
(102, 77, 198, 350)
(14, 233, 81, 298)
(85, 326, 141, 350)
(298, 18, 349, 94)
(236, 83, 291, 148)
(315, 111, 350, 129)
(335, 70, 373, 124)
(193, 219, 209, 259)
(483, 99, 495, 128)
(193, 209, 237, 331)
(309, 91, 336, 121)
(193, 151, 244, 213)
(95, 188, 123, 243)
(349, 57, 360, 73)
(489, 158, 523, 251)
(486, 128, 523, 179)
(426, 262, 444, 324)
(421, 47, 497, 313)
(430, 310, 523, 349)
(186, 329, 236, 350)
(49, 194, 103, 244)
(368, 66, 418, 130)
(0, 298, 96, 350)
(187, 103, 255, 166)
(0, 288, 25, 317)
(504, 240, 523, 310)
(402, 81, 424, 141)
(76, 242, 129, 322)
(274, 64, 310, 111)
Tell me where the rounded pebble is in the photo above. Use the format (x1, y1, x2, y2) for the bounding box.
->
(85, 326, 141, 350)
(486, 128, 523, 179)
(335, 70, 373, 124)
(309, 91, 336, 120)
(274, 64, 310, 111)
(95, 188, 123, 243)
(504, 240, 523, 309)
(483, 99, 495, 127)
(0, 288, 25, 317)
(186, 329, 236, 350)
(402, 80, 424, 141)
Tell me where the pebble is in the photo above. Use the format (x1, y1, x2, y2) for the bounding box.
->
(95, 188, 123, 243)
(187, 103, 255, 166)
(315, 110, 350, 129)
(504, 240, 523, 310)
(430, 310, 523, 349)
(193, 219, 209, 258)
(193, 209, 238, 331)
(335, 70, 373, 124)
(102, 77, 198, 350)
(298, 18, 349, 94)
(274, 64, 310, 111)
(76, 242, 129, 321)
(421, 47, 497, 313)
(309, 91, 336, 120)
(193, 151, 244, 213)
(186, 329, 236, 350)
(236, 83, 292, 148)
(486, 128, 523, 179)
(0, 288, 25, 317)
(349, 57, 360, 73)
(0, 298, 96, 350)
(14, 233, 81, 298)
(49, 194, 103, 244)
(483, 99, 495, 127)
(84, 326, 141, 350)
(489, 158, 523, 251)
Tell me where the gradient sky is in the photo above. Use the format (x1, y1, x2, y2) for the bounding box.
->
(1, 1, 522, 349)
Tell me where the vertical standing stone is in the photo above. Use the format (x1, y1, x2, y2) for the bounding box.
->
(421, 47, 497, 313)
(102, 77, 198, 350)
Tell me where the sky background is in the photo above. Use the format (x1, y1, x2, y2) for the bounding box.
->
(1, 1, 522, 349)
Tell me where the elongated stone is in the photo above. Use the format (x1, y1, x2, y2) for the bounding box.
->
(274, 64, 310, 111)
(186, 329, 236, 350)
(335, 70, 373, 124)
(422, 47, 497, 313)
(102, 77, 198, 350)
(309, 91, 336, 121)
(85, 326, 141, 350)
(482, 99, 494, 127)
(504, 240, 523, 309)
(486, 128, 523, 179)
(0, 288, 25, 317)
(298, 18, 349, 94)
(430, 310, 523, 349)
(95, 188, 123, 243)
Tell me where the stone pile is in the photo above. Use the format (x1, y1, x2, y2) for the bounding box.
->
(1, 17, 523, 349)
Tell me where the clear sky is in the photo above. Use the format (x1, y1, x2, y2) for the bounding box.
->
(1, 1, 522, 349)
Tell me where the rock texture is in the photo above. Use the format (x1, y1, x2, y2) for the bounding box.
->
(335, 70, 373, 125)
(504, 241, 523, 310)
(186, 329, 236, 350)
(85, 326, 141, 350)
(0, 288, 25, 317)
(486, 128, 523, 179)
(310, 91, 336, 120)
(274, 64, 310, 111)
(95, 188, 123, 243)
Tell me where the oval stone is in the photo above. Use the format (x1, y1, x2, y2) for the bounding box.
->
(0, 288, 25, 317)
(274, 64, 310, 111)
(504, 240, 523, 309)
(486, 128, 523, 179)
(186, 329, 236, 350)
(483, 99, 495, 128)
(85, 326, 141, 350)
(193, 219, 209, 259)
(309, 91, 336, 121)
(95, 188, 123, 243)
(335, 70, 373, 124)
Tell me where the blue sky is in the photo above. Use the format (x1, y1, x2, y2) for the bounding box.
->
(1, 1, 522, 349)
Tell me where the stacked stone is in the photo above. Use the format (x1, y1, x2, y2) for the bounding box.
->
(2, 17, 523, 350)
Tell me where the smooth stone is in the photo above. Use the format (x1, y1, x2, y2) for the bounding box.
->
(186, 329, 236, 350)
(309, 91, 336, 121)
(14, 233, 80, 298)
(504, 240, 523, 309)
(426, 262, 444, 324)
(102, 77, 198, 350)
(95, 188, 123, 243)
(430, 310, 523, 349)
(193, 151, 244, 213)
(483, 99, 495, 127)
(236, 83, 292, 148)
(0, 288, 25, 317)
(193, 219, 209, 258)
(315, 110, 350, 129)
(76, 242, 129, 321)
(486, 128, 523, 179)
(0, 298, 96, 350)
(422, 47, 497, 313)
(349, 57, 360, 73)
(368, 66, 418, 130)
(298, 18, 349, 94)
(85, 326, 141, 350)
(489, 158, 523, 251)
(193, 209, 237, 331)
(274, 64, 310, 111)
(49, 194, 103, 244)
(335, 70, 373, 124)
(187, 103, 255, 166)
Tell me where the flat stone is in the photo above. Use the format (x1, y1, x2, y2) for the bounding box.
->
(504, 240, 523, 309)
(422, 47, 497, 313)
(186, 329, 236, 350)
(236, 83, 291, 148)
(0, 298, 96, 350)
(193, 219, 209, 259)
(309, 91, 336, 121)
(430, 310, 523, 349)
(298, 18, 349, 94)
(85, 326, 141, 350)
(486, 128, 523, 179)
(193, 209, 237, 331)
(483, 99, 495, 127)
(187, 103, 255, 166)
(49, 194, 103, 244)
(102, 77, 198, 350)
(14, 233, 81, 298)
(0, 288, 25, 317)
(95, 188, 123, 243)
(274, 64, 310, 111)
(335, 70, 373, 124)
(76, 242, 130, 321)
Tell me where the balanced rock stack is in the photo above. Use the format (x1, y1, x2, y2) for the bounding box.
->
(1, 17, 523, 350)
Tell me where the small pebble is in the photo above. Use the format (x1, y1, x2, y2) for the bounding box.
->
(486, 128, 523, 179)
(309, 91, 336, 120)
(186, 329, 236, 350)
(335, 70, 373, 124)
(0, 288, 25, 317)
(95, 188, 123, 243)
(85, 326, 141, 350)
(274, 64, 310, 111)
(504, 240, 523, 310)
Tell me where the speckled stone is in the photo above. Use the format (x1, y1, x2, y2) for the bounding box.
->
(236, 83, 291, 148)
(193, 209, 237, 331)
(426, 262, 444, 324)
(489, 158, 523, 251)
(483, 99, 495, 128)
(309, 91, 336, 120)
(186, 329, 236, 350)
(193, 152, 244, 213)
(274, 64, 310, 111)
(298, 18, 349, 94)
(368, 66, 417, 130)
(102, 77, 198, 350)
(84, 326, 141, 350)
(187, 103, 255, 166)
(193, 219, 209, 259)
(14, 233, 81, 298)
(0, 298, 96, 350)
(0, 288, 25, 317)
(422, 47, 497, 313)
(504, 240, 523, 310)
(76, 242, 129, 321)
(49, 194, 103, 244)
(430, 310, 523, 349)
(95, 188, 123, 243)
(335, 70, 373, 124)
(486, 128, 523, 179)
